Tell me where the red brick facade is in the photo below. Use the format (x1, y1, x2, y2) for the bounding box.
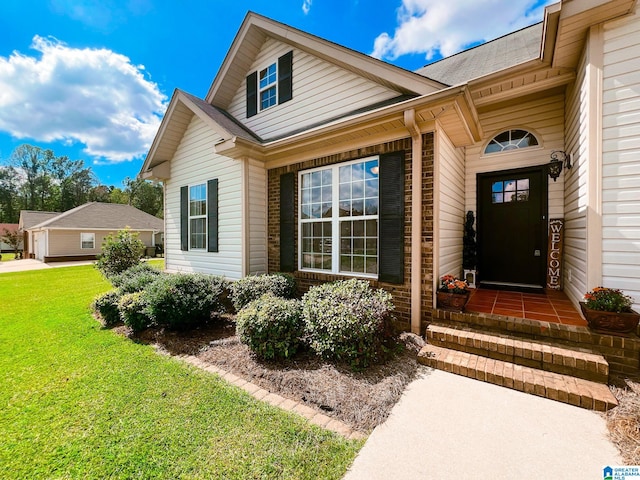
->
(267, 134, 434, 332)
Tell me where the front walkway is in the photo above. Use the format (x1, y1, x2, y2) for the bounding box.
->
(466, 288, 587, 327)
(343, 369, 621, 480)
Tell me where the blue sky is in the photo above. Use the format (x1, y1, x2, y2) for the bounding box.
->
(0, 0, 554, 187)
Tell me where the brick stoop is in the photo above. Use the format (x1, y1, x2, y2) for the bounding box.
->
(418, 344, 618, 411)
(426, 324, 609, 383)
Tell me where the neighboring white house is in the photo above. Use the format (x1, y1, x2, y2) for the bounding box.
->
(20, 203, 164, 262)
(140, 0, 640, 333)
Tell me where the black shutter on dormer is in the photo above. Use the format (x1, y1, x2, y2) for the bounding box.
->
(280, 172, 295, 272)
(207, 179, 218, 252)
(278, 51, 293, 104)
(246, 71, 258, 118)
(378, 151, 405, 284)
(180, 186, 189, 251)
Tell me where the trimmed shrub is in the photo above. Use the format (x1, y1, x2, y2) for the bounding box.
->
(302, 279, 396, 369)
(117, 292, 151, 332)
(92, 290, 122, 327)
(236, 293, 303, 360)
(143, 273, 228, 330)
(110, 262, 164, 293)
(229, 273, 298, 311)
(96, 229, 145, 278)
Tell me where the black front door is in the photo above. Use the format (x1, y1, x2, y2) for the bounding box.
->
(477, 166, 548, 287)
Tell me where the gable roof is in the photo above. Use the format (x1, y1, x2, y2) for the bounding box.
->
(415, 23, 544, 86)
(19, 211, 60, 230)
(205, 11, 445, 108)
(28, 203, 163, 232)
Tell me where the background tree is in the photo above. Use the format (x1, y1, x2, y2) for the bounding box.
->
(11, 144, 55, 211)
(0, 166, 20, 223)
(1, 228, 22, 256)
(124, 177, 163, 218)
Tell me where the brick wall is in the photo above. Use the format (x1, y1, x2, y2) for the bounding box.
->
(267, 134, 434, 331)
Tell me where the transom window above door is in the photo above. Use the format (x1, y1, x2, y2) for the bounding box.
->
(484, 129, 539, 154)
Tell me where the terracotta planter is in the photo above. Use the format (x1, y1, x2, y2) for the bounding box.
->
(579, 302, 640, 335)
(437, 291, 470, 312)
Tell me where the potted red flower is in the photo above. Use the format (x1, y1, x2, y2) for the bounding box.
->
(581, 287, 639, 334)
(436, 275, 470, 312)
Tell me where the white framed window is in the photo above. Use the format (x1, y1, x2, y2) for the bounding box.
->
(80, 232, 95, 249)
(484, 129, 539, 154)
(189, 183, 207, 250)
(299, 156, 379, 277)
(259, 62, 277, 111)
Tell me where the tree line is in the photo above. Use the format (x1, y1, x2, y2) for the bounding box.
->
(0, 144, 163, 223)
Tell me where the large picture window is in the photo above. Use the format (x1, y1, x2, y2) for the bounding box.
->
(299, 157, 379, 276)
(189, 183, 207, 249)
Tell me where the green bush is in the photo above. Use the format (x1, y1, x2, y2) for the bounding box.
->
(117, 292, 151, 332)
(301, 279, 396, 369)
(110, 262, 164, 293)
(236, 293, 303, 360)
(91, 290, 122, 327)
(96, 229, 145, 278)
(229, 273, 298, 311)
(143, 273, 228, 330)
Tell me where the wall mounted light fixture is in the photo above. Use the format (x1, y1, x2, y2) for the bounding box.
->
(548, 150, 572, 181)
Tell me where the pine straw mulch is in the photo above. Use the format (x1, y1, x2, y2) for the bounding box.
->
(117, 316, 428, 434)
(604, 375, 640, 464)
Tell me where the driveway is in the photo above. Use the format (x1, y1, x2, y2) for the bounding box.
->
(0, 259, 95, 273)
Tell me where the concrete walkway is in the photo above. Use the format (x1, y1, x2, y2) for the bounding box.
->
(344, 368, 621, 480)
(0, 258, 95, 273)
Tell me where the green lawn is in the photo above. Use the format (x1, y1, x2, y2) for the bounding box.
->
(0, 265, 361, 479)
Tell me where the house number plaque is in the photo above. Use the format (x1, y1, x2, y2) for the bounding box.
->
(546, 219, 564, 290)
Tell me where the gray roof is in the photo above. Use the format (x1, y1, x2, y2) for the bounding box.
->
(20, 211, 60, 229)
(30, 203, 163, 231)
(179, 89, 263, 143)
(415, 23, 543, 86)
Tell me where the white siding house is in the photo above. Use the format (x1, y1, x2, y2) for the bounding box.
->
(141, 1, 640, 330)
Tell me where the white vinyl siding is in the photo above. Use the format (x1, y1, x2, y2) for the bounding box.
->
(248, 159, 267, 275)
(437, 129, 466, 279)
(465, 94, 565, 220)
(564, 42, 591, 307)
(228, 39, 401, 140)
(602, 10, 640, 309)
(164, 115, 244, 279)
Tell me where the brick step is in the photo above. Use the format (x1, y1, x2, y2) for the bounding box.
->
(426, 324, 609, 383)
(417, 344, 618, 412)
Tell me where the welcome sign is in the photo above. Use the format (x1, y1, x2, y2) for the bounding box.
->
(547, 219, 564, 290)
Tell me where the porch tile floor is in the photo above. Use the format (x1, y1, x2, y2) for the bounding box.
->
(466, 288, 587, 327)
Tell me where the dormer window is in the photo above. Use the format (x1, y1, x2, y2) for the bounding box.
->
(484, 129, 539, 154)
(246, 51, 293, 118)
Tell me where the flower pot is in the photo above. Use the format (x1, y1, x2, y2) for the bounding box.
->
(579, 302, 640, 335)
(437, 291, 470, 312)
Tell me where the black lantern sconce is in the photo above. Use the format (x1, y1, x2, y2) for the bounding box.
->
(548, 150, 572, 181)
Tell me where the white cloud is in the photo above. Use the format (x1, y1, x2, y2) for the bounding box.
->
(0, 35, 167, 163)
(302, 0, 312, 14)
(371, 0, 556, 62)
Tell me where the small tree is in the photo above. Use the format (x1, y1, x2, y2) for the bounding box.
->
(1, 228, 22, 257)
(96, 228, 144, 278)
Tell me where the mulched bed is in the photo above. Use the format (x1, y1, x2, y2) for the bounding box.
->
(605, 376, 640, 464)
(118, 316, 428, 433)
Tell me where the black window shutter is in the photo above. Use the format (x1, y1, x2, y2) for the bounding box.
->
(180, 186, 189, 251)
(378, 151, 405, 284)
(278, 51, 293, 105)
(207, 179, 219, 252)
(280, 172, 295, 272)
(246, 71, 258, 118)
